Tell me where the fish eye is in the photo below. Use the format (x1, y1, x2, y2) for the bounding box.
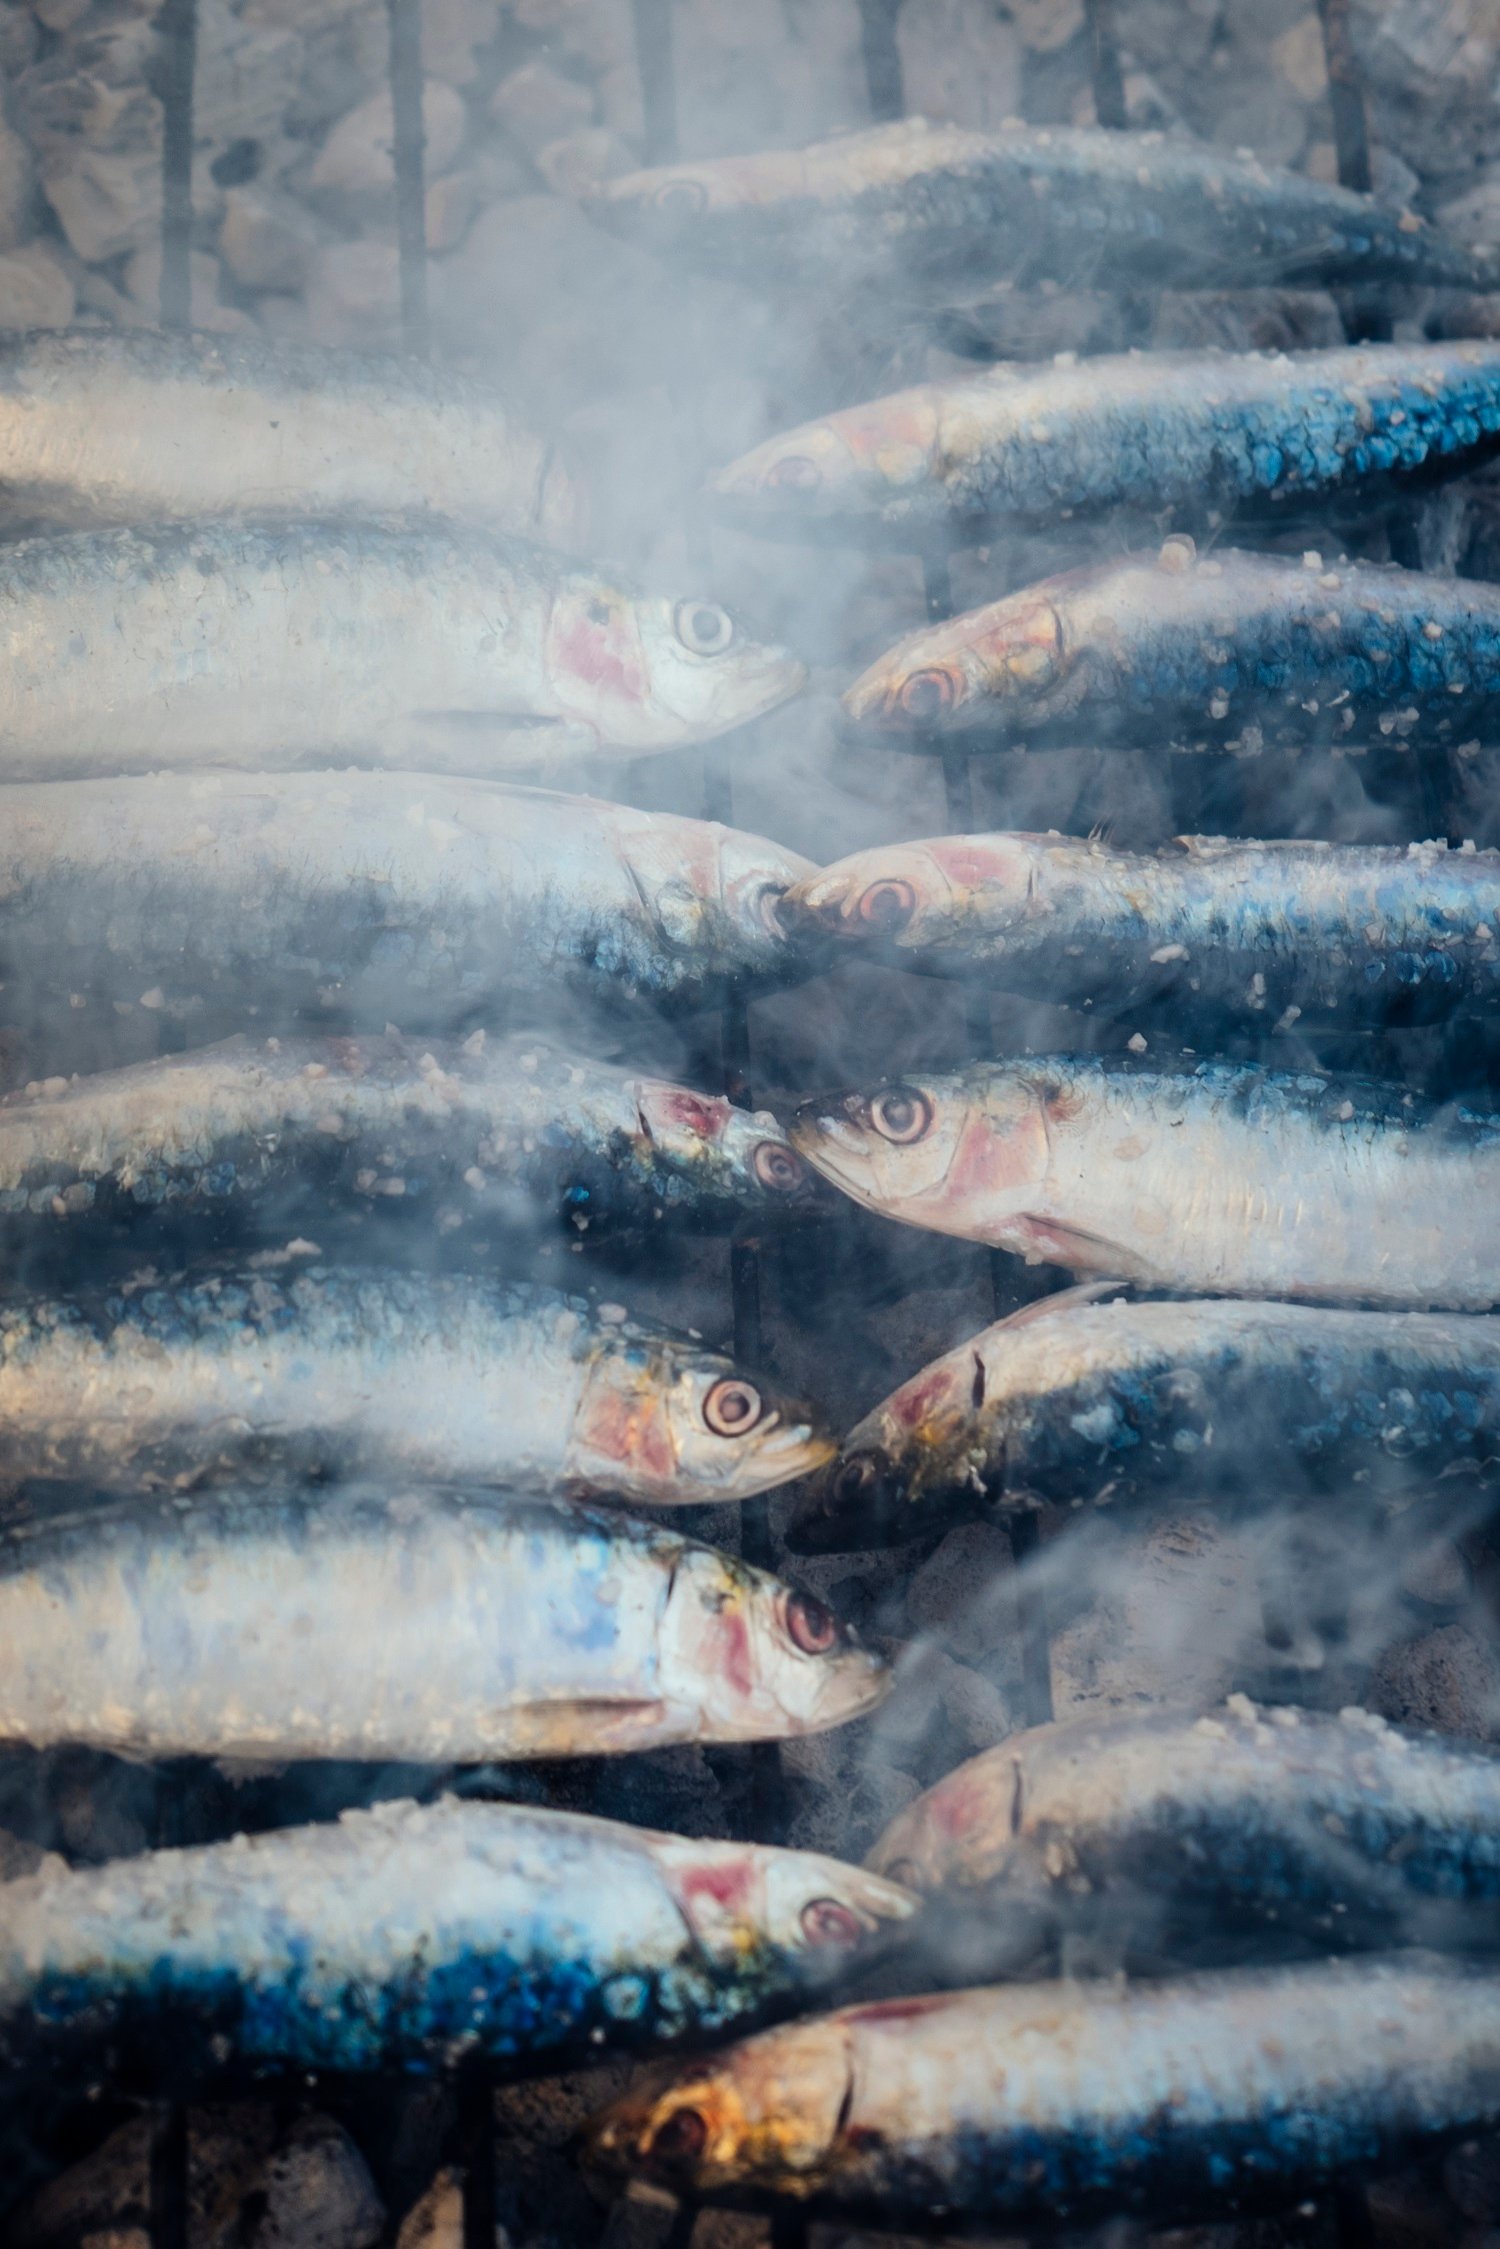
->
(655, 177, 708, 215)
(752, 1140, 804, 1192)
(647, 2106, 709, 2166)
(857, 878, 916, 934)
(883, 1857, 926, 1892)
(674, 600, 736, 656)
(869, 1086, 932, 1144)
(800, 1896, 864, 1946)
(898, 668, 957, 720)
(766, 454, 821, 492)
(784, 1588, 839, 1654)
(703, 1377, 764, 1438)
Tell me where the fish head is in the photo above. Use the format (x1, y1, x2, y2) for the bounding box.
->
(711, 388, 942, 525)
(587, 147, 812, 249)
(545, 580, 805, 752)
(780, 833, 1046, 958)
(789, 1066, 1049, 1238)
(567, 1330, 834, 1505)
(662, 1546, 890, 1740)
(618, 821, 813, 984)
(581, 2017, 854, 2200)
(843, 592, 1066, 732)
(867, 1748, 1015, 1893)
(629, 1078, 826, 1220)
(652, 1833, 915, 1982)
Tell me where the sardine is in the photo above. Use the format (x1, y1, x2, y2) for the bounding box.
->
(0, 520, 804, 776)
(0, 1485, 889, 1758)
(791, 1290, 1500, 1551)
(789, 1057, 1500, 1306)
(581, 1954, 1500, 2224)
(594, 118, 1493, 297)
(0, 326, 584, 542)
(781, 832, 1500, 1026)
(870, 1700, 1500, 1968)
(0, 1795, 914, 2088)
(0, 772, 813, 1027)
(842, 542, 1500, 752)
(0, 1030, 819, 1243)
(0, 1263, 831, 1507)
(712, 342, 1500, 537)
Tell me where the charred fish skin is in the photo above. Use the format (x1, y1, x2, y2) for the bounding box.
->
(0, 325, 585, 543)
(0, 772, 814, 1026)
(712, 342, 1500, 536)
(581, 1954, 1500, 2225)
(596, 118, 1493, 297)
(869, 1700, 1500, 1967)
(792, 1293, 1500, 1553)
(0, 1797, 914, 2092)
(789, 1057, 1500, 1307)
(0, 1486, 890, 1760)
(0, 1032, 820, 1242)
(0, 519, 805, 775)
(782, 833, 1500, 1026)
(0, 1262, 833, 1508)
(843, 544, 1500, 754)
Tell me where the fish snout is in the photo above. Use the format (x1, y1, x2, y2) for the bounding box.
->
(785, 1449, 900, 1554)
(790, 1088, 876, 1162)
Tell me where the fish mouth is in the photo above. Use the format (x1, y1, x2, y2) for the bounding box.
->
(784, 1451, 904, 1554)
(788, 1095, 881, 1195)
(727, 1416, 838, 1500)
(774, 874, 854, 947)
(688, 650, 809, 743)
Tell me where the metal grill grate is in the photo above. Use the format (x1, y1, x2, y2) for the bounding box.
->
(114, 0, 1447, 2241)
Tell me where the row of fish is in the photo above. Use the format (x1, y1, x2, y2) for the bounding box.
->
(5, 773, 1500, 1030)
(8, 1700, 1500, 2226)
(5, 335, 1500, 779)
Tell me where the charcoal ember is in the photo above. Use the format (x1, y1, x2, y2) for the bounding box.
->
(1446, 2136, 1500, 2226)
(1148, 288, 1345, 353)
(536, 126, 636, 197)
(777, 1703, 917, 1859)
(395, 2168, 466, 2249)
(904, 1522, 1017, 1666)
(670, 0, 868, 159)
(243, 2114, 384, 2249)
(0, 240, 75, 327)
(1355, 0, 1500, 100)
(1367, 1622, 1500, 1739)
(491, 2063, 635, 2249)
(488, 59, 596, 159)
(1008, 0, 1086, 52)
(896, 0, 1024, 129)
(219, 182, 327, 291)
(9, 2107, 277, 2249)
(309, 79, 468, 203)
(416, 0, 502, 87)
(0, 1825, 58, 1883)
(302, 236, 401, 346)
(1047, 1515, 1270, 1718)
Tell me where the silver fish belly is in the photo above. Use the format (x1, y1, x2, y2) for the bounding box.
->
(0, 1262, 832, 1508)
(712, 342, 1500, 536)
(795, 1292, 1500, 1551)
(581, 1955, 1500, 2224)
(0, 519, 804, 775)
(0, 1486, 890, 1759)
(0, 1031, 819, 1241)
(782, 833, 1500, 1026)
(0, 326, 583, 541)
(0, 1796, 914, 2083)
(870, 1699, 1500, 1966)
(0, 771, 813, 1029)
(790, 1057, 1500, 1306)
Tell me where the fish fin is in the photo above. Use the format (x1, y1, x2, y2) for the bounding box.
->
(987, 1278, 1124, 1334)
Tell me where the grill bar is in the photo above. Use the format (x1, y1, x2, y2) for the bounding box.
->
(155, 0, 197, 329)
(389, 0, 431, 357)
(1084, 0, 1128, 130)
